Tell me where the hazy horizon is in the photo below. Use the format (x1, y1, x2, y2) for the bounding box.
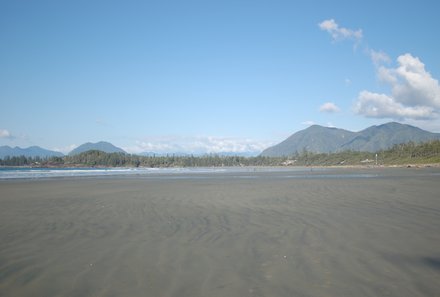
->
(2, 121, 439, 156)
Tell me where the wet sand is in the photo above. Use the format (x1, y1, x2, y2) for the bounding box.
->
(1, 168, 440, 297)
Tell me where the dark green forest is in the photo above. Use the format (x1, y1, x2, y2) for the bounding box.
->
(1, 140, 440, 167)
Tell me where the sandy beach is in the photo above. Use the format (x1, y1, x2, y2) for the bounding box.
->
(1, 168, 440, 297)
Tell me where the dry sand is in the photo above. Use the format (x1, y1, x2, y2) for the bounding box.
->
(1, 168, 440, 297)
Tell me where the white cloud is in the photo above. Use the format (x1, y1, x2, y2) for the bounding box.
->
(0, 129, 13, 139)
(124, 140, 175, 154)
(355, 53, 440, 120)
(318, 19, 362, 43)
(319, 102, 341, 113)
(354, 91, 435, 120)
(123, 136, 274, 155)
(318, 19, 440, 123)
(370, 49, 391, 66)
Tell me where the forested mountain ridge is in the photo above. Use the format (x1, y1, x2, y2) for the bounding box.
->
(261, 122, 440, 157)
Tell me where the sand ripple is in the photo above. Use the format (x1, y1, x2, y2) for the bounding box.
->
(1, 170, 440, 296)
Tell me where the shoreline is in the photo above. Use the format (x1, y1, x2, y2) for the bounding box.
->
(2, 162, 440, 171)
(1, 165, 440, 183)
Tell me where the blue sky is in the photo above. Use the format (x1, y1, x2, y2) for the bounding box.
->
(1, 0, 440, 154)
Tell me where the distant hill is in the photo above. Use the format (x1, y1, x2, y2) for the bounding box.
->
(69, 141, 126, 155)
(261, 122, 440, 157)
(0, 145, 64, 158)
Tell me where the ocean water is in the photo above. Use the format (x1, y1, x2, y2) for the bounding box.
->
(0, 167, 231, 179)
(0, 166, 381, 180)
(1, 166, 439, 180)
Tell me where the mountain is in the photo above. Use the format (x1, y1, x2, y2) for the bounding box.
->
(260, 122, 440, 157)
(69, 141, 126, 155)
(0, 146, 64, 158)
(261, 125, 356, 156)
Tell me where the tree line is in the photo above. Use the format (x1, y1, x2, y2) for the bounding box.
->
(1, 140, 440, 167)
(0, 150, 285, 167)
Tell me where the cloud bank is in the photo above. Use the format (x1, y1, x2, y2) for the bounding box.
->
(355, 53, 440, 120)
(124, 136, 274, 155)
